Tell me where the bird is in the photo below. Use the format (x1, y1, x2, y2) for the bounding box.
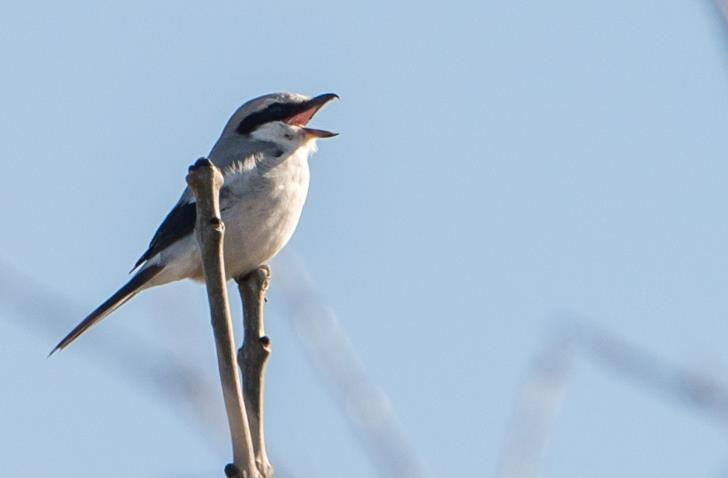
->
(51, 92, 338, 354)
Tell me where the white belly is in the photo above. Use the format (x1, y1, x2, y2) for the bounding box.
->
(221, 155, 310, 278)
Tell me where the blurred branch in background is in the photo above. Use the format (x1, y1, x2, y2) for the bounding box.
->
(494, 332, 574, 478)
(496, 319, 728, 478)
(0, 261, 228, 450)
(274, 251, 430, 478)
(715, 0, 728, 26)
(706, 0, 728, 62)
(0, 254, 427, 478)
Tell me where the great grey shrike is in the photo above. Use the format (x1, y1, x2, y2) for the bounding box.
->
(52, 92, 338, 353)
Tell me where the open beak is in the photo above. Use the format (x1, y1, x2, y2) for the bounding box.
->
(302, 128, 338, 138)
(285, 93, 339, 138)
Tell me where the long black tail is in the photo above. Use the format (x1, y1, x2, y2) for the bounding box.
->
(50, 264, 163, 355)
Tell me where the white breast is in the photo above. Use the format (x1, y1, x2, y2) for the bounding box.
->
(219, 144, 312, 279)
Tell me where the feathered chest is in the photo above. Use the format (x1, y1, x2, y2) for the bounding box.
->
(218, 144, 312, 235)
(213, 145, 313, 274)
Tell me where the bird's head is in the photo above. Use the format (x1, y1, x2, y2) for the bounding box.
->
(223, 92, 338, 149)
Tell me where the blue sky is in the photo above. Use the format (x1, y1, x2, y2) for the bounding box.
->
(2, 1, 728, 477)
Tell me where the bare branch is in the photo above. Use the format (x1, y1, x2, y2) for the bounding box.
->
(236, 266, 274, 478)
(187, 158, 257, 478)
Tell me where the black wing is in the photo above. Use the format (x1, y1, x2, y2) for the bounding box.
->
(133, 201, 197, 270)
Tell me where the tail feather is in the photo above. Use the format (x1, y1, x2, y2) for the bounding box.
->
(50, 264, 163, 355)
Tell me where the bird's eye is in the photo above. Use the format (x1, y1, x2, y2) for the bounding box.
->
(266, 104, 285, 115)
(284, 133, 293, 140)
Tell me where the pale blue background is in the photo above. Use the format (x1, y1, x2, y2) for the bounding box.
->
(1, 0, 728, 476)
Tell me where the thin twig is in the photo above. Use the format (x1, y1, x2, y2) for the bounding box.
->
(236, 266, 274, 478)
(187, 158, 258, 478)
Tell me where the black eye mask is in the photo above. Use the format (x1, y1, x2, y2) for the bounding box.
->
(236, 101, 311, 135)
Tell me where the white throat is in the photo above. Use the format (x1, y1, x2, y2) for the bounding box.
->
(249, 122, 317, 155)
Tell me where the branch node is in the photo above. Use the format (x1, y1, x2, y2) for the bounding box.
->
(190, 157, 214, 171)
(243, 265, 271, 292)
(224, 464, 241, 478)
